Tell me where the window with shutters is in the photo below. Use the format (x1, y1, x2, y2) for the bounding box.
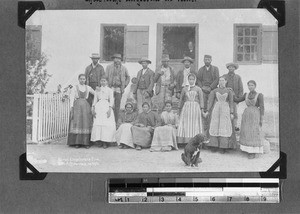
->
(100, 24, 149, 62)
(234, 24, 278, 64)
(26, 25, 42, 61)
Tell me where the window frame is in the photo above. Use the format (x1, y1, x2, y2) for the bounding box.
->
(233, 23, 262, 65)
(99, 24, 127, 63)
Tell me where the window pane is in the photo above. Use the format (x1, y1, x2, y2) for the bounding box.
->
(251, 45, 257, 53)
(237, 45, 243, 53)
(237, 54, 243, 61)
(251, 37, 257, 44)
(245, 28, 250, 36)
(245, 54, 250, 61)
(238, 37, 243, 44)
(244, 37, 250, 44)
(103, 26, 125, 61)
(237, 28, 243, 36)
(244, 45, 250, 53)
(251, 53, 258, 61)
(251, 28, 257, 36)
(163, 26, 195, 59)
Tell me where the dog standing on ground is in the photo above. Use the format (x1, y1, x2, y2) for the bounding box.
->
(181, 134, 207, 167)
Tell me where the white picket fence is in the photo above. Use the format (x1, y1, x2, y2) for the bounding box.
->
(28, 93, 70, 143)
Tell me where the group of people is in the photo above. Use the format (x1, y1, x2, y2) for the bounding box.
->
(67, 53, 265, 159)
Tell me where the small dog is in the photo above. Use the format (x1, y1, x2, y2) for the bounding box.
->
(181, 134, 207, 167)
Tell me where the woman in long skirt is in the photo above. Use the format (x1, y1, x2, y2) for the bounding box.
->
(131, 102, 161, 150)
(207, 76, 235, 153)
(177, 73, 205, 144)
(115, 101, 138, 149)
(235, 80, 265, 159)
(90, 76, 116, 149)
(150, 101, 178, 152)
(67, 74, 95, 148)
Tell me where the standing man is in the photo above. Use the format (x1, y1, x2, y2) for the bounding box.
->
(106, 53, 130, 122)
(153, 54, 175, 113)
(85, 53, 105, 106)
(223, 62, 244, 131)
(196, 55, 219, 135)
(133, 57, 155, 113)
(175, 56, 196, 99)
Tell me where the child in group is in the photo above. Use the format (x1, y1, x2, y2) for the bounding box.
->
(67, 74, 95, 149)
(177, 73, 205, 144)
(115, 101, 138, 149)
(150, 101, 178, 152)
(235, 80, 265, 159)
(90, 76, 116, 149)
(131, 102, 161, 150)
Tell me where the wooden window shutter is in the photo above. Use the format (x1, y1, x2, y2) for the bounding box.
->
(262, 25, 278, 63)
(125, 26, 149, 61)
(26, 25, 42, 60)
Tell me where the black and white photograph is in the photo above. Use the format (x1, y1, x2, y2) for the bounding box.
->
(25, 9, 279, 173)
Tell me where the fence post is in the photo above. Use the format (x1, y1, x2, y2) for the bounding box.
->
(31, 94, 39, 143)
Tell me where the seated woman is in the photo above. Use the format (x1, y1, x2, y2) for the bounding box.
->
(235, 80, 265, 159)
(115, 101, 138, 149)
(131, 102, 161, 150)
(207, 76, 235, 153)
(90, 76, 116, 149)
(150, 101, 178, 152)
(67, 74, 95, 149)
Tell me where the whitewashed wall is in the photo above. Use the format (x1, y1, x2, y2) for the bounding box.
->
(27, 9, 278, 109)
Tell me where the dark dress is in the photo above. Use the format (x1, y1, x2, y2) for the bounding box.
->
(67, 86, 92, 146)
(235, 92, 265, 153)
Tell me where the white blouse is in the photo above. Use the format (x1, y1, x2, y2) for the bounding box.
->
(69, 84, 95, 107)
(92, 86, 114, 108)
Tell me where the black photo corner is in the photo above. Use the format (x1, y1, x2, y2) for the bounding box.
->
(18, 0, 286, 181)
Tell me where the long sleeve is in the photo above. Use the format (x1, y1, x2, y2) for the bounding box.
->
(154, 112, 161, 127)
(69, 87, 76, 108)
(92, 92, 98, 107)
(228, 90, 234, 114)
(105, 65, 112, 87)
(234, 93, 246, 103)
(87, 86, 95, 96)
(197, 88, 204, 109)
(124, 66, 130, 88)
(147, 71, 155, 92)
(116, 112, 124, 128)
(97, 65, 105, 87)
(196, 68, 203, 88)
(109, 88, 114, 108)
(258, 93, 265, 117)
(238, 76, 244, 98)
(207, 89, 216, 111)
(133, 71, 140, 94)
(179, 89, 186, 111)
(154, 68, 162, 83)
(85, 66, 90, 86)
(210, 67, 219, 90)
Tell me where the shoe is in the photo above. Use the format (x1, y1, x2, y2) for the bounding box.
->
(118, 145, 124, 149)
(248, 154, 255, 159)
(75, 145, 80, 148)
(85, 146, 90, 149)
(103, 143, 108, 149)
(235, 127, 240, 131)
(97, 142, 103, 148)
(136, 146, 142, 150)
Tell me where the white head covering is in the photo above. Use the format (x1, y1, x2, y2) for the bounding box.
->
(186, 73, 196, 91)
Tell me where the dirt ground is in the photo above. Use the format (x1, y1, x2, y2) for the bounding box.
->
(27, 139, 279, 173)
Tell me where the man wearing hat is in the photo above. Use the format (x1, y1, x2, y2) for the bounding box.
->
(85, 53, 105, 106)
(133, 57, 155, 113)
(175, 56, 196, 99)
(196, 55, 219, 135)
(223, 62, 244, 131)
(105, 53, 130, 122)
(153, 54, 175, 112)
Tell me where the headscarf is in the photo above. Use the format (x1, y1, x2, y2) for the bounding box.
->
(186, 73, 197, 91)
(125, 102, 134, 113)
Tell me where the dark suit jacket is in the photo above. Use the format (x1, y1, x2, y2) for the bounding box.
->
(175, 68, 196, 94)
(154, 65, 175, 95)
(84, 63, 105, 88)
(223, 73, 244, 99)
(196, 65, 219, 90)
(133, 68, 155, 97)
